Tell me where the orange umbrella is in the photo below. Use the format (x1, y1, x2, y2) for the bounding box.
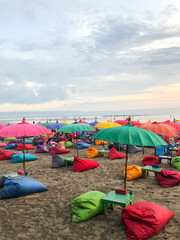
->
(139, 123, 179, 137)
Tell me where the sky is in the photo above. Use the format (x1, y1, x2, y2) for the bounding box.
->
(0, 0, 180, 112)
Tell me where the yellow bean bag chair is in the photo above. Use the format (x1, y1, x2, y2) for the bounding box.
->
(95, 140, 108, 145)
(122, 165, 142, 180)
(87, 147, 99, 158)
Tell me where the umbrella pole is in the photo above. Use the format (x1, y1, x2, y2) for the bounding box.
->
(23, 137, 26, 172)
(76, 137, 78, 158)
(124, 145, 129, 190)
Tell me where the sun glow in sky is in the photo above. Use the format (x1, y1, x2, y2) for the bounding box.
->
(0, 0, 180, 112)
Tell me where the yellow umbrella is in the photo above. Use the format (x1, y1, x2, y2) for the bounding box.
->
(62, 121, 71, 124)
(94, 121, 121, 129)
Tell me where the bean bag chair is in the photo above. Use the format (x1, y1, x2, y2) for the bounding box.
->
(156, 170, 180, 187)
(171, 157, 180, 169)
(0, 175, 6, 187)
(50, 146, 70, 155)
(162, 136, 170, 143)
(155, 146, 168, 156)
(128, 145, 142, 154)
(52, 155, 71, 168)
(4, 137, 16, 141)
(81, 138, 91, 144)
(178, 149, 180, 156)
(73, 157, 100, 172)
(122, 201, 175, 240)
(19, 139, 33, 144)
(5, 143, 17, 149)
(72, 191, 105, 223)
(17, 144, 36, 151)
(95, 139, 108, 145)
(0, 150, 16, 160)
(0, 142, 6, 147)
(87, 147, 99, 158)
(108, 147, 126, 160)
(122, 165, 142, 180)
(27, 137, 34, 142)
(11, 153, 38, 163)
(33, 140, 44, 146)
(35, 145, 49, 153)
(143, 155, 159, 166)
(64, 141, 73, 148)
(77, 142, 91, 149)
(50, 141, 57, 146)
(1, 177, 48, 199)
(37, 136, 46, 141)
(8, 139, 19, 144)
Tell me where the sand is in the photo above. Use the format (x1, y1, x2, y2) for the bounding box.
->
(0, 144, 179, 240)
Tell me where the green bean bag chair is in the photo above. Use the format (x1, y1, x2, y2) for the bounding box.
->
(65, 141, 73, 148)
(171, 157, 180, 170)
(72, 191, 105, 223)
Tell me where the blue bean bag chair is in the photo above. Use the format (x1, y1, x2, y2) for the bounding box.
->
(77, 142, 91, 149)
(1, 177, 48, 199)
(155, 146, 168, 156)
(19, 139, 33, 144)
(11, 153, 38, 163)
(5, 143, 17, 149)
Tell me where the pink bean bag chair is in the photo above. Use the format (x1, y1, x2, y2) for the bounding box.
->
(0, 150, 16, 160)
(108, 147, 126, 160)
(17, 144, 36, 151)
(156, 170, 180, 187)
(143, 155, 159, 166)
(0, 142, 7, 147)
(122, 201, 175, 240)
(50, 146, 70, 155)
(73, 156, 100, 172)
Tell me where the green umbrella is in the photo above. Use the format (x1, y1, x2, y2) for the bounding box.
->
(58, 124, 94, 157)
(39, 122, 52, 127)
(92, 121, 167, 190)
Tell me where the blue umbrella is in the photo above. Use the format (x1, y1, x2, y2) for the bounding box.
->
(47, 122, 67, 129)
(89, 121, 99, 127)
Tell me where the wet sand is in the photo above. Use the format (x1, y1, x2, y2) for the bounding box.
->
(0, 144, 179, 240)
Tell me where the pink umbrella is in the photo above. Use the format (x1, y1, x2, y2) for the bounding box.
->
(0, 120, 52, 172)
(78, 120, 89, 124)
(115, 119, 140, 125)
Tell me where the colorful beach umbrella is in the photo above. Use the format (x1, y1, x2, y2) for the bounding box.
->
(39, 122, 53, 127)
(58, 124, 94, 157)
(0, 120, 52, 172)
(47, 122, 67, 129)
(89, 121, 99, 127)
(62, 121, 71, 124)
(94, 121, 120, 129)
(92, 120, 167, 190)
(115, 120, 140, 125)
(160, 120, 180, 133)
(78, 120, 89, 124)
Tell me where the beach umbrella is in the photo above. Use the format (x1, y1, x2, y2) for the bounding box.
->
(0, 120, 52, 172)
(92, 119, 167, 190)
(78, 120, 89, 124)
(62, 120, 71, 124)
(94, 121, 120, 129)
(139, 122, 179, 137)
(89, 121, 99, 127)
(0, 125, 4, 129)
(47, 122, 67, 129)
(115, 119, 140, 125)
(159, 120, 180, 133)
(58, 124, 94, 157)
(39, 122, 53, 127)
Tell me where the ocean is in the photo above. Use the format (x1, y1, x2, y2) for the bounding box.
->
(0, 107, 179, 124)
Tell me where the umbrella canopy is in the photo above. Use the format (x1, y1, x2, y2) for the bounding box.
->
(58, 123, 94, 157)
(115, 120, 140, 125)
(39, 122, 53, 127)
(94, 121, 120, 129)
(47, 122, 67, 129)
(89, 121, 99, 127)
(62, 120, 71, 124)
(139, 123, 179, 137)
(0, 125, 4, 129)
(0, 121, 52, 172)
(92, 122, 167, 190)
(78, 120, 89, 124)
(160, 120, 180, 133)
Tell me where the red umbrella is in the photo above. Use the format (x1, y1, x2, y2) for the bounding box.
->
(160, 120, 180, 132)
(0, 120, 52, 172)
(139, 122, 179, 137)
(115, 120, 140, 125)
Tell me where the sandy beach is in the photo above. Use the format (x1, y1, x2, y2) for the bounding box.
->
(0, 143, 179, 240)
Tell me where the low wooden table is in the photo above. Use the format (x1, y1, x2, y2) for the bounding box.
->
(142, 166, 162, 178)
(158, 155, 172, 165)
(64, 157, 74, 167)
(101, 191, 134, 216)
(98, 150, 109, 158)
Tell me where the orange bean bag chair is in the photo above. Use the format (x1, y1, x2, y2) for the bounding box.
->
(108, 147, 126, 160)
(87, 147, 99, 158)
(73, 156, 100, 172)
(122, 165, 142, 180)
(17, 144, 36, 151)
(95, 140, 108, 145)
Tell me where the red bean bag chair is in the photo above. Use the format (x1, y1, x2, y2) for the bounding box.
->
(178, 149, 180, 156)
(122, 201, 175, 240)
(156, 170, 180, 187)
(17, 144, 36, 151)
(50, 146, 70, 155)
(0, 142, 6, 147)
(0, 150, 16, 160)
(108, 147, 126, 160)
(73, 156, 100, 172)
(143, 155, 159, 166)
